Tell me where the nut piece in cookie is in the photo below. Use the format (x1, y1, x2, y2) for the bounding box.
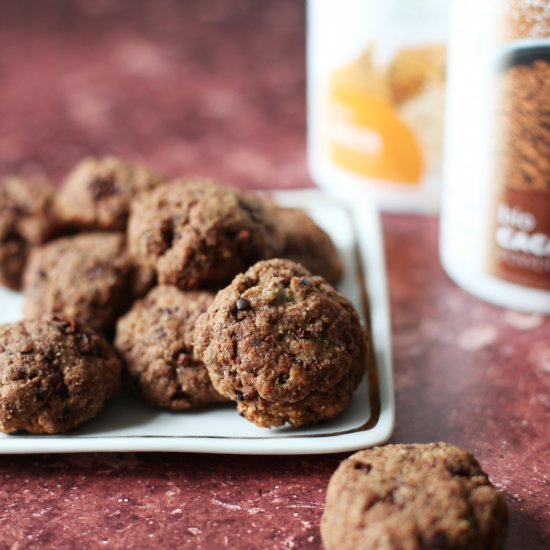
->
(23, 232, 139, 335)
(194, 258, 367, 428)
(115, 285, 228, 410)
(321, 443, 509, 550)
(0, 318, 121, 434)
(274, 207, 343, 285)
(128, 179, 284, 289)
(0, 177, 58, 290)
(55, 156, 165, 231)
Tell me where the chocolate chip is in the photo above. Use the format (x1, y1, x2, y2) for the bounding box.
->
(236, 298, 251, 311)
(300, 276, 311, 286)
(89, 177, 117, 200)
(276, 374, 288, 384)
(161, 219, 175, 249)
(171, 390, 190, 401)
(239, 200, 261, 223)
(43, 349, 57, 364)
(176, 352, 190, 367)
(236, 391, 244, 401)
(52, 317, 76, 335)
(76, 332, 93, 355)
(20, 342, 34, 354)
(449, 466, 470, 478)
(354, 462, 372, 473)
(281, 276, 291, 287)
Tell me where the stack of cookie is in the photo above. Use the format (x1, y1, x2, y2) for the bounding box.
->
(0, 156, 367, 434)
(0, 160, 510, 548)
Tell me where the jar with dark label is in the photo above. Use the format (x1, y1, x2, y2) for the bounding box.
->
(440, 0, 550, 313)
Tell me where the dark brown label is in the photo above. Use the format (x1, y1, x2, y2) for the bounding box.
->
(487, 50, 550, 290)
(489, 188, 550, 290)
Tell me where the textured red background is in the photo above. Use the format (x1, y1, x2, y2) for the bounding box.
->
(0, 1, 549, 548)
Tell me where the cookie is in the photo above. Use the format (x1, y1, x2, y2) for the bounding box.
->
(0, 317, 121, 434)
(0, 177, 58, 290)
(194, 259, 367, 428)
(275, 207, 343, 285)
(55, 156, 165, 231)
(115, 285, 227, 410)
(128, 179, 284, 289)
(23, 232, 140, 335)
(321, 443, 509, 550)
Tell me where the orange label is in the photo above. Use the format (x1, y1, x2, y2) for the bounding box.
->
(328, 84, 423, 184)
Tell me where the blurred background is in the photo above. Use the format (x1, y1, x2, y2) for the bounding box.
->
(0, 0, 307, 188)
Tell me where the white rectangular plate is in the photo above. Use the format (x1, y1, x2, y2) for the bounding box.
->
(0, 190, 394, 454)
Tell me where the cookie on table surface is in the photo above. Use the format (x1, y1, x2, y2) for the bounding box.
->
(115, 285, 227, 410)
(128, 179, 284, 289)
(194, 258, 367, 428)
(0, 177, 58, 290)
(274, 207, 343, 285)
(23, 232, 143, 335)
(55, 156, 165, 231)
(321, 443, 509, 550)
(0, 318, 121, 434)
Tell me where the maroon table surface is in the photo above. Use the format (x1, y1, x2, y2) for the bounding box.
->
(0, 2, 548, 549)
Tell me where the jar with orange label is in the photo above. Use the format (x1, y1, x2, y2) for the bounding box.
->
(307, 0, 451, 212)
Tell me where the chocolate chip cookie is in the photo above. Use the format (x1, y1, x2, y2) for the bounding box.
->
(194, 259, 367, 428)
(275, 207, 343, 285)
(127, 179, 284, 289)
(55, 156, 165, 231)
(0, 318, 121, 434)
(115, 285, 227, 410)
(24, 232, 139, 335)
(0, 176, 58, 290)
(321, 443, 509, 550)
